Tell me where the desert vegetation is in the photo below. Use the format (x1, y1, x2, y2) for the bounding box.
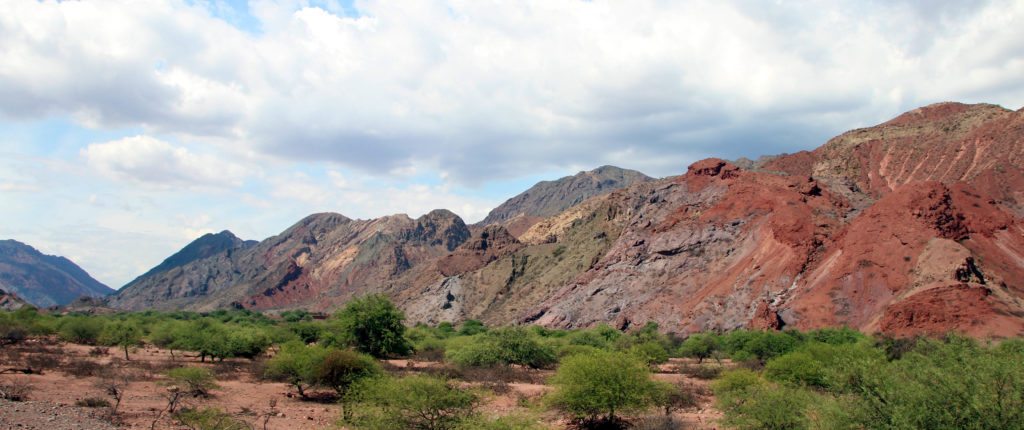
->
(3, 298, 1024, 429)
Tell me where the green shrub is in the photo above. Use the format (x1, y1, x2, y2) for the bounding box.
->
(280, 309, 312, 322)
(330, 294, 412, 358)
(446, 327, 556, 369)
(677, 333, 720, 363)
(458, 320, 488, 336)
(316, 349, 380, 396)
(224, 326, 272, 359)
(454, 414, 547, 430)
(629, 341, 670, 365)
(344, 375, 479, 429)
(149, 320, 186, 353)
(548, 350, 668, 423)
(807, 327, 863, 345)
(98, 320, 142, 360)
(263, 342, 328, 399)
(173, 319, 231, 362)
(289, 321, 324, 344)
(166, 367, 219, 397)
(763, 351, 826, 388)
(711, 369, 765, 402)
(718, 383, 815, 430)
(555, 344, 603, 359)
(0, 313, 27, 345)
(58, 316, 105, 344)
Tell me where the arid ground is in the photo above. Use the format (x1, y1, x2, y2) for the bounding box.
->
(1, 340, 723, 429)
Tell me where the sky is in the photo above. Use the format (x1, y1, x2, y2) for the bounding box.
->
(1, 0, 1024, 288)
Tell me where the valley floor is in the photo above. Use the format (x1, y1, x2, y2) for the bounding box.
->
(1, 341, 721, 429)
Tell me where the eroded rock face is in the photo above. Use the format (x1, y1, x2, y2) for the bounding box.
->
(436, 226, 523, 277)
(763, 102, 1024, 215)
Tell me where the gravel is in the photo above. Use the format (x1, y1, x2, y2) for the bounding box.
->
(0, 399, 119, 430)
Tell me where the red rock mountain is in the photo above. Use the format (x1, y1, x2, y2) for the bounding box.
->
(108, 102, 1024, 337)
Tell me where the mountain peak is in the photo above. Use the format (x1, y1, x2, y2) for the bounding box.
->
(480, 165, 653, 226)
(124, 229, 255, 288)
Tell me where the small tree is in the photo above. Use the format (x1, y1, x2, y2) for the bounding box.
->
(548, 350, 668, 426)
(99, 320, 143, 360)
(343, 375, 479, 430)
(174, 320, 231, 362)
(96, 367, 130, 418)
(149, 320, 186, 361)
(316, 349, 380, 397)
(263, 342, 327, 399)
(678, 333, 720, 364)
(331, 294, 411, 358)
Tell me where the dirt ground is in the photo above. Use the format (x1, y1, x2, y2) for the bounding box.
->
(1, 340, 722, 429)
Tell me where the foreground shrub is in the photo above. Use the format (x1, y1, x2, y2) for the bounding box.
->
(174, 407, 250, 430)
(263, 342, 328, 399)
(446, 327, 557, 369)
(330, 294, 412, 358)
(343, 375, 479, 429)
(547, 350, 668, 424)
(317, 349, 381, 396)
(166, 367, 220, 397)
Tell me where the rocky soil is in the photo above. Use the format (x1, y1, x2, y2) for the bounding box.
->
(0, 399, 119, 430)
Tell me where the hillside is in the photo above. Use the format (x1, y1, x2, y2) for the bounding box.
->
(0, 240, 114, 307)
(107, 102, 1024, 337)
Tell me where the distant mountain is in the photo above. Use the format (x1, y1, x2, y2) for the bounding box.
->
(479, 165, 652, 234)
(122, 230, 255, 289)
(0, 240, 114, 307)
(108, 210, 471, 312)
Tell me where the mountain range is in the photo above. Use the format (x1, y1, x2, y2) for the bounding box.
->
(5, 102, 1024, 337)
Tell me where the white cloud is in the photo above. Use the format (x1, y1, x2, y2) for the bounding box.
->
(267, 171, 498, 223)
(1, 0, 1021, 181)
(82, 135, 248, 188)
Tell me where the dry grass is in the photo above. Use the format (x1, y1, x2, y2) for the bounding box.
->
(64, 358, 104, 377)
(0, 378, 34, 401)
